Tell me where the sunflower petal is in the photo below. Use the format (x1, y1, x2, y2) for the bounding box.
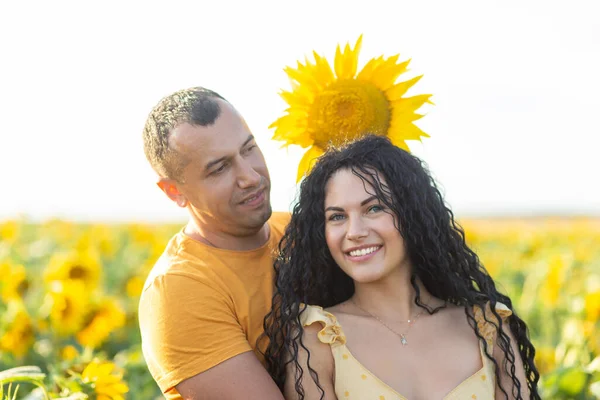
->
(387, 135, 411, 151)
(370, 57, 411, 91)
(388, 123, 430, 144)
(270, 111, 314, 148)
(284, 66, 316, 90)
(390, 111, 425, 125)
(385, 75, 423, 100)
(96, 362, 115, 377)
(391, 94, 433, 112)
(356, 56, 385, 81)
(312, 52, 335, 88)
(279, 90, 312, 110)
(82, 362, 99, 380)
(334, 35, 362, 79)
(297, 146, 325, 182)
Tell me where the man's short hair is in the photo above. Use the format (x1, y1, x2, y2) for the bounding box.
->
(143, 87, 226, 182)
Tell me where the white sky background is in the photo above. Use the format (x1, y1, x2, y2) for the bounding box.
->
(1, 0, 599, 222)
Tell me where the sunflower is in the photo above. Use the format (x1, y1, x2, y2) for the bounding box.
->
(0, 306, 34, 358)
(76, 224, 117, 259)
(585, 290, 600, 322)
(0, 262, 29, 302)
(44, 250, 102, 291)
(44, 280, 89, 336)
(125, 275, 144, 298)
(0, 219, 20, 243)
(77, 297, 126, 349)
(81, 361, 129, 400)
(270, 35, 432, 181)
(60, 344, 80, 361)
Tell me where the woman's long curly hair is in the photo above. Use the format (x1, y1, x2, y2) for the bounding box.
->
(262, 135, 540, 399)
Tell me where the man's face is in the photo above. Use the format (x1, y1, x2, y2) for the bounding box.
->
(169, 99, 272, 234)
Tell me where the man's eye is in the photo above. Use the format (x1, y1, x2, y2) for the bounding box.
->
(212, 164, 227, 175)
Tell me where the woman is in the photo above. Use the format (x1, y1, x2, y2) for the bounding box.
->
(263, 135, 540, 399)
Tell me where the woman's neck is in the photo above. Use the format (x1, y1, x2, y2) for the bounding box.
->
(351, 270, 433, 322)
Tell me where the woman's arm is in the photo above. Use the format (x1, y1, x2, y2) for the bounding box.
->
(284, 323, 338, 400)
(493, 323, 530, 399)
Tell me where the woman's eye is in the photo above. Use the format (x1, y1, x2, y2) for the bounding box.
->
(328, 214, 345, 221)
(368, 205, 384, 213)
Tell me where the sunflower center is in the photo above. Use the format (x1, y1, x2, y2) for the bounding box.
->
(308, 79, 390, 148)
(17, 280, 29, 297)
(62, 298, 74, 319)
(69, 265, 88, 280)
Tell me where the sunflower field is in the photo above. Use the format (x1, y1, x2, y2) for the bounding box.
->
(0, 217, 599, 399)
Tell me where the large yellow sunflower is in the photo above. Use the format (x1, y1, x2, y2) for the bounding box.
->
(0, 306, 34, 358)
(81, 361, 129, 400)
(270, 35, 432, 181)
(44, 249, 102, 291)
(44, 280, 89, 336)
(0, 262, 29, 302)
(77, 297, 126, 349)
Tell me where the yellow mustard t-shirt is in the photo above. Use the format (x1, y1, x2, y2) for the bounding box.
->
(139, 212, 290, 399)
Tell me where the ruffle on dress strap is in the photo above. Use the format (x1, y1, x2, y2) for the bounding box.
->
(473, 302, 512, 349)
(299, 305, 347, 346)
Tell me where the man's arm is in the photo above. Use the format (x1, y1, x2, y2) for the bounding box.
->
(176, 351, 284, 400)
(139, 273, 283, 398)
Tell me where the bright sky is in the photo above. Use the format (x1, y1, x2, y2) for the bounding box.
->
(1, 0, 599, 221)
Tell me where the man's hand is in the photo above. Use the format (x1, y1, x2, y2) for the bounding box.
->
(176, 351, 285, 400)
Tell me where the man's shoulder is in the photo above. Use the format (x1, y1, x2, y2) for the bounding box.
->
(268, 211, 291, 233)
(141, 232, 226, 294)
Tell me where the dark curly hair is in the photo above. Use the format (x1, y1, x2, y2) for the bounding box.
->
(262, 135, 540, 399)
(142, 87, 225, 182)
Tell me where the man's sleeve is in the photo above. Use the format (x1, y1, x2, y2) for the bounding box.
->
(139, 272, 252, 394)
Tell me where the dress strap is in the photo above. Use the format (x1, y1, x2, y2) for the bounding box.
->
(473, 302, 512, 350)
(300, 305, 347, 346)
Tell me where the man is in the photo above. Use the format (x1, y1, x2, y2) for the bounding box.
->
(139, 87, 288, 399)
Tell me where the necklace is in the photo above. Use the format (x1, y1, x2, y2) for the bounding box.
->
(351, 297, 428, 346)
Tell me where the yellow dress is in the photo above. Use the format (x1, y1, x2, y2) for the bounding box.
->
(300, 302, 512, 400)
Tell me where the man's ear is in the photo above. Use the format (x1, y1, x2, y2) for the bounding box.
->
(157, 178, 188, 208)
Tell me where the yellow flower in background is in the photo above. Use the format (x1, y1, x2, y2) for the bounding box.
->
(77, 298, 126, 349)
(81, 361, 129, 400)
(0, 262, 30, 302)
(0, 262, 8, 275)
(125, 275, 144, 298)
(585, 290, 600, 322)
(535, 346, 557, 376)
(127, 223, 168, 260)
(270, 35, 432, 181)
(41, 218, 77, 245)
(45, 280, 89, 335)
(60, 344, 79, 361)
(540, 254, 565, 308)
(76, 224, 117, 259)
(0, 219, 20, 242)
(0, 307, 34, 357)
(127, 223, 157, 244)
(45, 250, 102, 290)
(0, 217, 597, 397)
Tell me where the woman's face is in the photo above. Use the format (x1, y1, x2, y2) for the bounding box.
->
(324, 168, 410, 283)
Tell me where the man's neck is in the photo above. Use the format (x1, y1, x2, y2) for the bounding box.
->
(184, 220, 271, 251)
